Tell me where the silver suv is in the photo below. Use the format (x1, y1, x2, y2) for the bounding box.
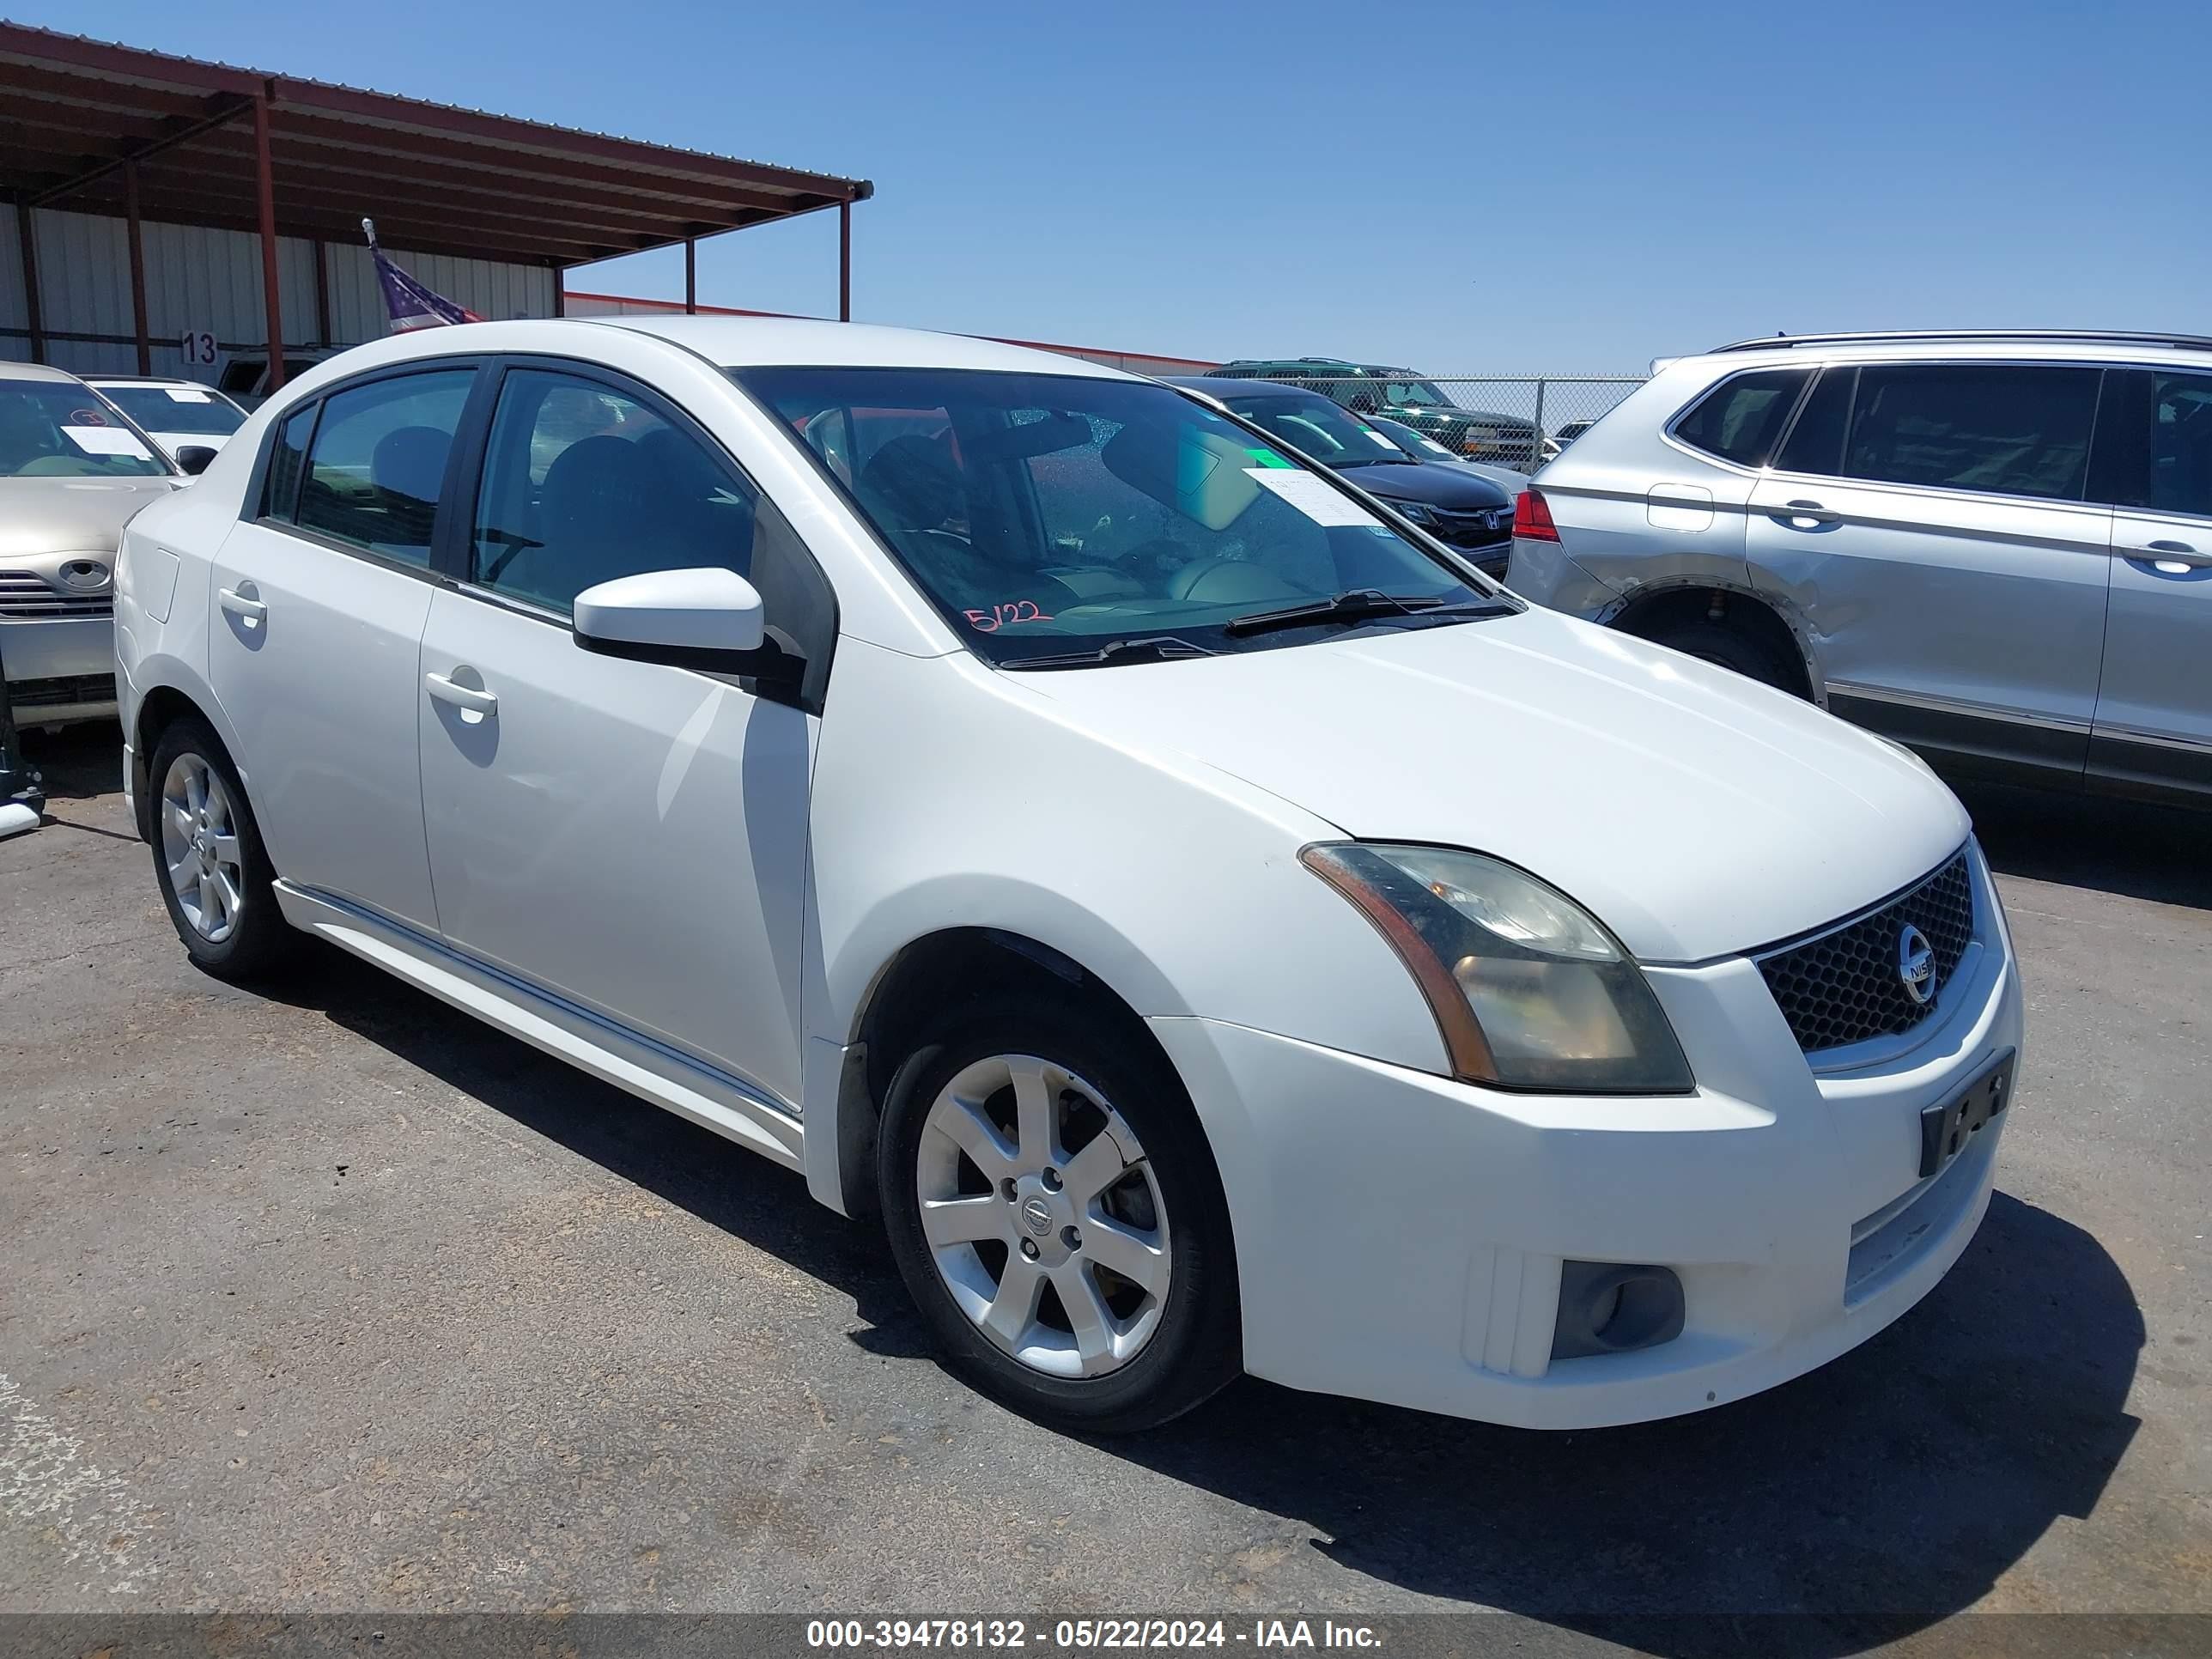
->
(1510, 330, 2212, 806)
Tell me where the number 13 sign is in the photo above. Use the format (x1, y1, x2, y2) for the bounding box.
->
(179, 330, 218, 367)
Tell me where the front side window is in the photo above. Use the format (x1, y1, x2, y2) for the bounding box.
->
(1672, 368, 1810, 467)
(738, 366, 1500, 665)
(0, 381, 167, 478)
(470, 368, 759, 615)
(1842, 363, 2100, 501)
(295, 370, 475, 565)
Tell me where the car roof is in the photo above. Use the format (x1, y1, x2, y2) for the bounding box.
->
(588, 314, 1139, 378)
(0, 361, 85, 385)
(1692, 330, 2212, 372)
(1213, 358, 1418, 377)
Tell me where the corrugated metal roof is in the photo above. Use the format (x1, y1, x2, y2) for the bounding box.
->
(0, 21, 872, 268)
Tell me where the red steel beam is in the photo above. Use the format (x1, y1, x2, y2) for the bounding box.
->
(313, 237, 331, 346)
(252, 94, 284, 392)
(685, 237, 696, 314)
(840, 199, 851, 322)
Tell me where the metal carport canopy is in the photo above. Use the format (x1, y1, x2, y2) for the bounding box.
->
(1, 22, 873, 380)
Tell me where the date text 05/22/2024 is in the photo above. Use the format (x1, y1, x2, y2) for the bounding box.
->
(805, 1619, 1382, 1650)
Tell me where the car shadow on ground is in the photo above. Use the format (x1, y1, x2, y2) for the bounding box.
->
(1954, 776, 2211, 911)
(15, 720, 118, 804)
(253, 943, 2142, 1657)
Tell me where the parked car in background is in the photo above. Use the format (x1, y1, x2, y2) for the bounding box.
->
(1510, 329, 2212, 805)
(1, 363, 179, 727)
(1206, 358, 1539, 469)
(217, 350, 338, 410)
(86, 376, 249, 467)
(117, 315, 2020, 1437)
(1172, 379, 1515, 574)
(1364, 413, 1531, 495)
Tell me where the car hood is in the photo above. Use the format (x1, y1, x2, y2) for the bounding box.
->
(0, 476, 178, 557)
(1012, 607, 1970, 963)
(1337, 460, 1509, 511)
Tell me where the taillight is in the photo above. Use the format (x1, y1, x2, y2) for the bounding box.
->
(1513, 489, 1560, 542)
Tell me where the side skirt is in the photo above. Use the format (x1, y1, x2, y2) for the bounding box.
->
(273, 881, 805, 1171)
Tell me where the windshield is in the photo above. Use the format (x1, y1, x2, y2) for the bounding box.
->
(1213, 392, 1410, 468)
(737, 367, 1501, 665)
(1367, 416, 1455, 459)
(0, 382, 168, 477)
(93, 384, 245, 437)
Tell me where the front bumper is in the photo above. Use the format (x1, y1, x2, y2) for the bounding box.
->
(2, 617, 118, 724)
(1151, 852, 2022, 1430)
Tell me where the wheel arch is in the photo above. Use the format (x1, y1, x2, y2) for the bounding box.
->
(1604, 580, 1822, 704)
(127, 663, 243, 843)
(825, 921, 1186, 1222)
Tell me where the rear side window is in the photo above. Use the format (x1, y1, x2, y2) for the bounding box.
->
(261, 404, 314, 520)
(1672, 369, 1809, 466)
(296, 370, 476, 566)
(1841, 364, 2100, 501)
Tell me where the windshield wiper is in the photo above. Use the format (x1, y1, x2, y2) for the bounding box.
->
(1221, 589, 1506, 638)
(1003, 635, 1221, 671)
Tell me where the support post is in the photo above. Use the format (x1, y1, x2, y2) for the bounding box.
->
(313, 238, 331, 347)
(551, 264, 564, 317)
(684, 237, 696, 313)
(15, 200, 45, 364)
(839, 198, 851, 322)
(252, 94, 286, 392)
(125, 161, 151, 375)
(1529, 377, 1547, 472)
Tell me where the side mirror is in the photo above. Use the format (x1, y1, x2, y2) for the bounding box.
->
(174, 445, 218, 476)
(572, 567, 766, 666)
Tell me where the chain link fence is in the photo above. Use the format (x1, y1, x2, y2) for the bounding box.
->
(1238, 375, 1648, 472)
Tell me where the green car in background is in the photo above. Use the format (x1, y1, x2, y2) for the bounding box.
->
(1204, 357, 1540, 470)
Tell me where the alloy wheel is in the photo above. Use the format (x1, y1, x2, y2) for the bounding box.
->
(160, 752, 245, 943)
(915, 1052, 1171, 1378)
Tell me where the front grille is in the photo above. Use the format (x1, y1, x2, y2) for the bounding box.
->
(0, 572, 112, 619)
(1430, 507, 1513, 551)
(1754, 850, 1976, 1053)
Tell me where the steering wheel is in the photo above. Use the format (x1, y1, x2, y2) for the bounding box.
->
(1166, 556, 1310, 605)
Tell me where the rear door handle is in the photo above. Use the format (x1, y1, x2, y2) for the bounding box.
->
(2119, 540, 2212, 569)
(1771, 499, 1840, 526)
(424, 671, 498, 718)
(218, 586, 267, 625)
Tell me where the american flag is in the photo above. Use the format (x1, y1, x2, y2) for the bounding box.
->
(363, 218, 482, 331)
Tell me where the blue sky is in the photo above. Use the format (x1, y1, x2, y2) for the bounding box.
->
(14, 0, 2209, 370)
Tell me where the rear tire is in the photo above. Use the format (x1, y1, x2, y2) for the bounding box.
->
(147, 715, 296, 981)
(1645, 620, 1800, 695)
(878, 996, 1241, 1433)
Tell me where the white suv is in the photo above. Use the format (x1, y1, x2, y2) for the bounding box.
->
(1511, 329, 2212, 806)
(114, 317, 2021, 1432)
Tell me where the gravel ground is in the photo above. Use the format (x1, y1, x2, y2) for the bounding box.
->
(2, 722, 2205, 1656)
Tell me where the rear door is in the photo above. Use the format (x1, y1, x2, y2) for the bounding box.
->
(210, 363, 481, 932)
(1746, 361, 2112, 779)
(2087, 366, 2212, 801)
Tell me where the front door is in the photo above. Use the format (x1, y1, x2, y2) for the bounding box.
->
(209, 366, 478, 932)
(416, 364, 814, 1107)
(1747, 360, 2112, 777)
(2091, 367, 2212, 800)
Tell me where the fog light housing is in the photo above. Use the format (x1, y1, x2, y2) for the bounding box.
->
(1550, 1261, 1685, 1360)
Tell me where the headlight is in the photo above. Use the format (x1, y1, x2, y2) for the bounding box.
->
(1382, 498, 1435, 525)
(1303, 843, 1693, 1094)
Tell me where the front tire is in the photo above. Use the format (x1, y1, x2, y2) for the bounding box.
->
(148, 716, 295, 981)
(878, 998, 1241, 1433)
(1645, 619, 1799, 695)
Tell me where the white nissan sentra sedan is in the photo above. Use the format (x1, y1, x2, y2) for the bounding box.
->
(112, 317, 2022, 1433)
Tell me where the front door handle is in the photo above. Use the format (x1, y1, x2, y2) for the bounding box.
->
(2118, 540, 2212, 569)
(218, 586, 267, 626)
(424, 671, 498, 718)
(1771, 499, 1840, 527)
